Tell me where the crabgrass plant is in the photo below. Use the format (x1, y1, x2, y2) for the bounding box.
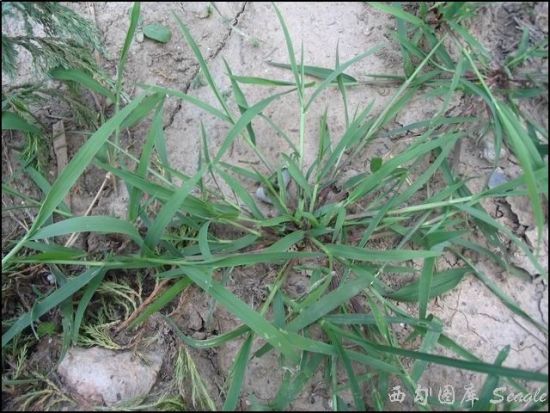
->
(2, 2, 548, 411)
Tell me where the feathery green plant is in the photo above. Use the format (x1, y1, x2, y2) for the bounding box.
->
(2, 2, 109, 170)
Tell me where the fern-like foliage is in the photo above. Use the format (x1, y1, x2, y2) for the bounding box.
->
(2, 2, 104, 78)
(2, 2, 107, 171)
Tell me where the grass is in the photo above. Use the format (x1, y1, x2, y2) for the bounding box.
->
(175, 346, 217, 411)
(2, 2, 112, 171)
(1, 1, 548, 411)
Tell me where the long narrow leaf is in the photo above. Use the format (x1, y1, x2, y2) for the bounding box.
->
(2, 267, 105, 347)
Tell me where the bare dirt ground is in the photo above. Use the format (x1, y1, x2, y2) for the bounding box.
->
(2, 2, 548, 410)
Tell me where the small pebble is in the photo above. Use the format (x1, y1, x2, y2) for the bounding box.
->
(482, 138, 507, 163)
(281, 168, 290, 188)
(488, 168, 508, 189)
(255, 186, 273, 204)
(254, 168, 291, 205)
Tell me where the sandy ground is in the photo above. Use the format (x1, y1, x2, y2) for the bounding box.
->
(2, 2, 548, 410)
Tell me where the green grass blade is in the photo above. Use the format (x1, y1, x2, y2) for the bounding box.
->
(48, 265, 74, 361)
(268, 62, 357, 83)
(463, 50, 545, 248)
(120, 92, 164, 130)
(165, 316, 250, 348)
(220, 162, 261, 182)
(325, 314, 442, 332)
(335, 44, 350, 128)
(410, 320, 442, 382)
(95, 161, 217, 219)
(318, 104, 374, 180)
(22, 241, 83, 256)
(30, 216, 144, 247)
(1, 184, 73, 218)
(196, 250, 320, 269)
(288, 270, 377, 332)
(144, 164, 208, 249)
(72, 269, 106, 344)
(130, 277, 192, 329)
(324, 244, 440, 262)
(473, 346, 511, 410)
(223, 334, 253, 411)
(139, 84, 231, 122)
(214, 91, 289, 163)
(363, 340, 547, 382)
(198, 221, 213, 260)
(345, 132, 460, 202)
(365, 293, 392, 342)
(264, 231, 305, 253)
(23, 165, 71, 214)
(272, 3, 302, 99)
(448, 21, 490, 63)
(459, 253, 547, 333)
(394, 2, 414, 77)
(418, 257, 436, 319)
(49, 67, 115, 101)
(113, 1, 141, 158)
(224, 58, 257, 145)
(385, 268, 468, 301)
(305, 45, 382, 111)
(174, 14, 233, 120)
(215, 166, 265, 220)
(281, 154, 311, 197)
(2, 111, 41, 134)
(129, 100, 164, 221)
(457, 205, 545, 276)
(271, 352, 324, 410)
(370, 2, 429, 29)
(117, 2, 140, 93)
(180, 266, 300, 363)
(232, 75, 302, 87)
(325, 326, 365, 410)
(2, 267, 105, 347)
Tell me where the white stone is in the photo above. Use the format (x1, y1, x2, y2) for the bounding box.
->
(58, 347, 163, 406)
(483, 138, 507, 163)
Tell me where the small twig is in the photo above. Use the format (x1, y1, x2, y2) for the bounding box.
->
(22, 207, 36, 227)
(44, 114, 73, 121)
(3, 204, 30, 233)
(115, 279, 171, 333)
(53, 120, 71, 207)
(3, 134, 14, 176)
(64, 172, 112, 248)
(87, 2, 105, 115)
(5, 263, 44, 278)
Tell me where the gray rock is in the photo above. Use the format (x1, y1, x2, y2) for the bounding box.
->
(488, 168, 508, 189)
(254, 168, 290, 205)
(58, 346, 163, 406)
(255, 186, 273, 205)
